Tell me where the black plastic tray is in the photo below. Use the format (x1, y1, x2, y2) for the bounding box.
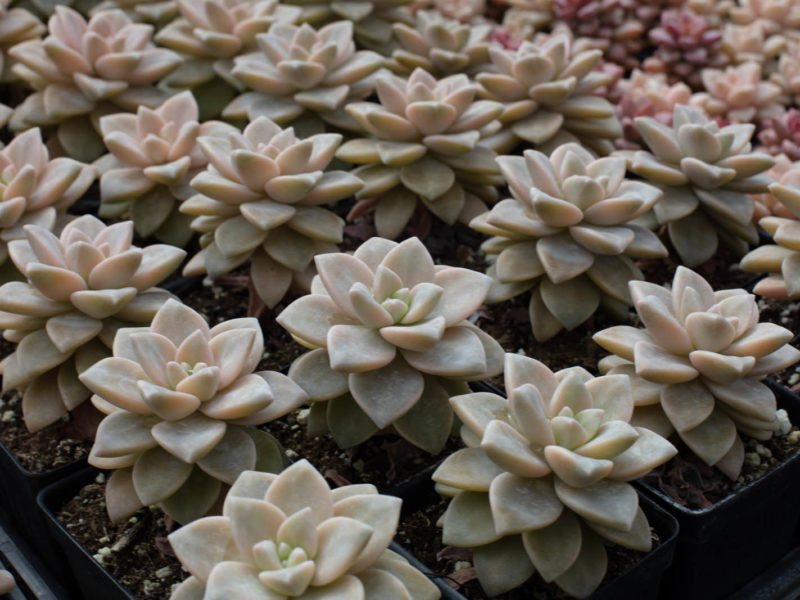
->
(0, 516, 70, 600)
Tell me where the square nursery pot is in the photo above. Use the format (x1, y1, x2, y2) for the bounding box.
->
(0, 514, 71, 600)
(637, 380, 800, 600)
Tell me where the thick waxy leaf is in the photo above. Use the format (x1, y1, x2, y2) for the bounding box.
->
(522, 510, 581, 582)
(441, 491, 501, 547)
(553, 527, 608, 598)
(349, 356, 424, 428)
(151, 414, 227, 464)
(554, 478, 638, 531)
(132, 446, 194, 505)
(473, 536, 536, 598)
(679, 407, 737, 467)
(433, 447, 505, 491)
(490, 472, 563, 535)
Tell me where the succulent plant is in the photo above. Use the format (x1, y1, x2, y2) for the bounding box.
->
(79, 299, 306, 524)
(758, 109, 800, 161)
(770, 42, 800, 107)
(431, 0, 486, 23)
(0, 215, 184, 433)
(89, 0, 179, 23)
(337, 68, 503, 239)
(721, 22, 786, 66)
(8, 6, 181, 161)
(96, 90, 237, 248)
(0, 0, 45, 82)
(155, 0, 302, 118)
(624, 104, 775, 266)
(168, 459, 441, 600)
(223, 20, 385, 129)
(643, 9, 728, 91)
(499, 0, 555, 46)
(730, 0, 800, 40)
(0, 127, 95, 283)
(432, 353, 676, 598)
(612, 70, 691, 150)
(752, 155, 800, 222)
(280, 0, 415, 52)
(690, 62, 783, 124)
(277, 236, 504, 453)
(181, 116, 362, 310)
(471, 142, 665, 342)
(475, 32, 622, 156)
(552, 0, 678, 70)
(741, 178, 800, 298)
(386, 10, 491, 77)
(594, 266, 800, 478)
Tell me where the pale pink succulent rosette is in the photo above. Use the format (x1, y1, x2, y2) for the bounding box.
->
(594, 267, 800, 479)
(751, 155, 800, 222)
(168, 460, 441, 600)
(730, 0, 800, 42)
(433, 354, 676, 598)
(771, 41, 800, 107)
(0, 127, 95, 282)
(8, 6, 181, 160)
(97, 91, 237, 247)
(224, 21, 384, 130)
(0, 215, 185, 433)
(721, 22, 786, 66)
(90, 0, 179, 24)
(277, 237, 503, 453)
(79, 299, 308, 524)
(690, 62, 783, 125)
(181, 116, 363, 309)
(0, 0, 45, 82)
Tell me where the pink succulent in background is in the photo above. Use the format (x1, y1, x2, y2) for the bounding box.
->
(771, 41, 800, 107)
(643, 8, 728, 91)
(96, 91, 237, 248)
(690, 62, 783, 124)
(431, 0, 486, 22)
(0, 127, 95, 283)
(89, 0, 179, 23)
(8, 6, 181, 161)
(79, 299, 307, 524)
(0, 0, 45, 82)
(752, 155, 800, 222)
(224, 21, 384, 130)
(0, 215, 184, 433)
(498, 0, 555, 45)
(730, 0, 800, 40)
(721, 22, 786, 67)
(758, 109, 800, 161)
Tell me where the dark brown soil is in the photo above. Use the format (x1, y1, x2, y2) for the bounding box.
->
(56, 474, 184, 600)
(0, 390, 93, 473)
(397, 489, 656, 600)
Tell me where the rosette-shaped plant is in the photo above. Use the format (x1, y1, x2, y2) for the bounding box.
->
(277, 237, 504, 453)
(0, 0, 45, 81)
(181, 116, 362, 310)
(643, 9, 728, 90)
(730, 0, 800, 40)
(97, 91, 236, 247)
(8, 7, 181, 161)
(721, 22, 786, 66)
(386, 10, 491, 77)
(476, 33, 622, 155)
(741, 179, 800, 298)
(79, 299, 307, 524)
(758, 109, 800, 161)
(0, 127, 95, 282)
(168, 460, 440, 600)
(0, 215, 184, 433)
(471, 143, 665, 342)
(626, 104, 775, 266)
(690, 62, 783, 124)
(433, 353, 676, 598)
(155, 0, 302, 117)
(752, 156, 800, 221)
(337, 68, 503, 239)
(594, 267, 800, 478)
(281, 0, 415, 52)
(224, 21, 384, 129)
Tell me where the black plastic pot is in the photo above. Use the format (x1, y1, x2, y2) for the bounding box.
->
(637, 380, 800, 600)
(0, 439, 86, 589)
(0, 516, 71, 600)
(38, 467, 134, 600)
(728, 538, 800, 600)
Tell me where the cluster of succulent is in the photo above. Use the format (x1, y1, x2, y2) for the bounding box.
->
(0, 127, 94, 283)
(771, 42, 800, 107)
(277, 237, 503, 453)
(752, 155, 800, 222)
(89, 0, 179, 23)
(223, 21, 384, 130)
(168, 460, 441, 600)
(0, 215, 184, 433)
(643, 9, 728, 90)
(8, 6, 181, 160)
(729, 0, 800, 42)
(433, 353, 676, 598)
(689, 62, 783, 124)
(386, 10, 492, 77)
(476, 32, 622, 155)
(499, 0, 556, 44)
(96, 91, 237, 247)
(758, 108, 800, 161)
(472, 143, 665, 342)
(79, 299, 307, 523)
(181, 116, 362, 310)
(0, 0, 46, 82)
(594, 267, 800, 478)
(337, 68, 503, 239)
(720, 22, 786, 66)
(624, 104, 774, 266)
